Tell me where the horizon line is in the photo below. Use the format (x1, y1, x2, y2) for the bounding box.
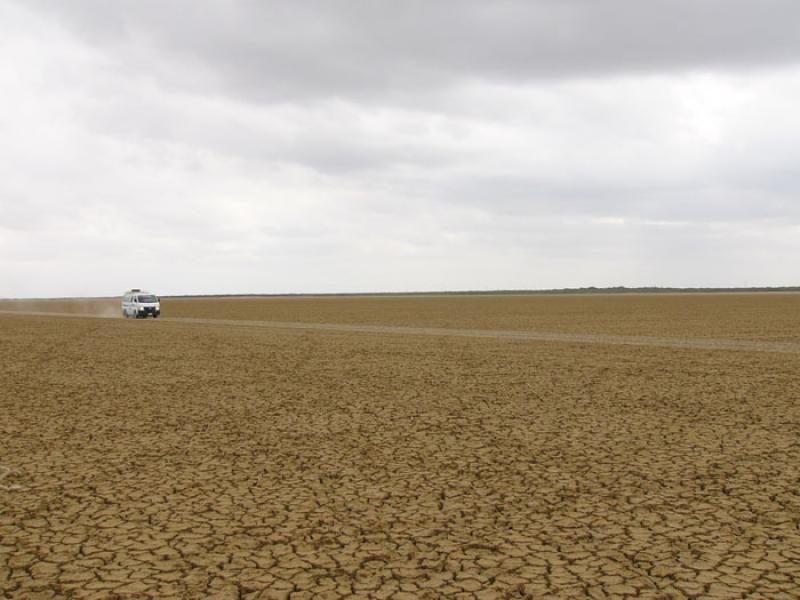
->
(3, 285, 800, 301)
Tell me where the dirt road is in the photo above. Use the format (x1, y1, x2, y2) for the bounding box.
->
(1, 309, 799, 354)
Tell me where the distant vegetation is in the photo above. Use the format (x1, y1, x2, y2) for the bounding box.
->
(170, 286, 800, 298)
(4, 286, 799, 301)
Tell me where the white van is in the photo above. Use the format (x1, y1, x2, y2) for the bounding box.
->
(122, 289, 161, 318)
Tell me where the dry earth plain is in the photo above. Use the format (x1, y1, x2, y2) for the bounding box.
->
(1, 294, 799, 599)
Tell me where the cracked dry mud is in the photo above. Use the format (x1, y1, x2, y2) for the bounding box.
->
(1, 294, 800, 599)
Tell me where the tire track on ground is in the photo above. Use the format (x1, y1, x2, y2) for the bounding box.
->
(2, 309, 799, 354)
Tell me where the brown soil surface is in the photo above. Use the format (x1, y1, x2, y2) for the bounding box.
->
(1, 296, 799, 599)
(163, 293, 800, 342)
(3, 292, 799, 341)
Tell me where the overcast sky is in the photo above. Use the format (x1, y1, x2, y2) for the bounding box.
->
(2, 1, 799, 297)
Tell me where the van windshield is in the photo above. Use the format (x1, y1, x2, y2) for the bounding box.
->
(137, 295, 158, 303)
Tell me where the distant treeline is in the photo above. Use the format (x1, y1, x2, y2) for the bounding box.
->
(5, 286, 800, 301)
(167, 286, 800, 298)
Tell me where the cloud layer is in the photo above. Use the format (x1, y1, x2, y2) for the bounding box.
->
(2, 1, 800, 296)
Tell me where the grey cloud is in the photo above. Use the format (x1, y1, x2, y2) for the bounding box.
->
(440, 175, 800, 223)
(75, 80, 464, 174)
(3, 0, 800, 296)
(34, 1, 800, 103)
